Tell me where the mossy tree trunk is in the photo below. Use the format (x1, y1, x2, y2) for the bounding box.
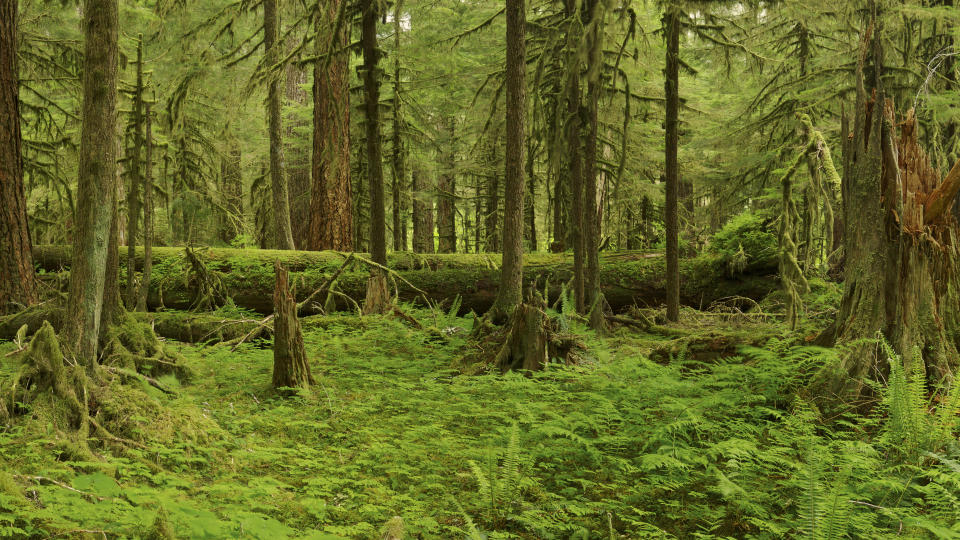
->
(125, 35, 144, 310)
(264, 0, 296, 250)
(61, 0, 119, 365)
(583, 0, 606, 331)
(361, 0, 391, 314)
(391, 2, 406, 252)
(489, 0, 527, 323)
(565, 0, 585, 314)
(0, 0, 38, 315)
(137, 103, 153, 312)
(663, 3, 681, 323)
(309, 0, 353, 252)
(818, 17, 960, 404)
(272, 262, 312, 390)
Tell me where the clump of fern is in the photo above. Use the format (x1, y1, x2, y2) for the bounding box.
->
(875, 336, 960, 459)
(466, 422, 529, 532)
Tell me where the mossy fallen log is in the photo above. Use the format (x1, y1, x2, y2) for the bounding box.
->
(31, 245, 778, 314)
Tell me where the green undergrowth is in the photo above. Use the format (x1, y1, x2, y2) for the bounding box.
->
(1, 308, 959, 539)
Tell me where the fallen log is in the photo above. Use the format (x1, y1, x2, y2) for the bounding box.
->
(31, 245, 778, 315)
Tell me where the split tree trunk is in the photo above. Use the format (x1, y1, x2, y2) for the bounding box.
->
(61, 0, 119, 365)
(818, 20, 960, 403)
(489, 0, 526, 322)
(309, 0, 353, 252)
(272, 262, 312, 390)
(0, 0, 38, 315)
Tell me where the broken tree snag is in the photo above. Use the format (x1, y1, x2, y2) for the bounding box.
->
(923, 153, 960, 225)
(362, 268, 391, 315)
(816, 25, 960, 405)
(272, 262, 313, 391)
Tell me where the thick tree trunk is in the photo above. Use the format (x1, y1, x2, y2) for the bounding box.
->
(818, 22, 960, 403)
(437, 121, 457, 253)
(272, 262, 313, 390)
(61, 0, 119, 365)
(264, 0, 296, 250)
(309, 0, 353, 252)
(490, 0, 526, 322)
(361, 0, 390, 314)
(0, 0, 38, 315)
(411, 166, 434, 253)
(663, 5, 681, 322)
(583, 0, 605, 331)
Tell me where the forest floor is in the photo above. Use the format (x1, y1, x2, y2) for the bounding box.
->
(1, 302, 959, 538)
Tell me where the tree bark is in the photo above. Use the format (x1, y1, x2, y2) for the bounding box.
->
(437, 120, 457, 253)
(565, 0, 585, 314)
(361, 0, 390, 313)
(125, 36, 144, 310)
(663, 4, 681, 322)
(309, 0, 353, 252)
(391, 2, 406, 252)
(137, 103, 153, 312)
(272, 262, 312, 390)
(264, 0, 296, 250)
(61, 0, 119, 364)
(490, 0, 526, 322)
(411, 165, 434, 253)
(0, 0, 38, 315)
(285, 41, 311, 250)
(817, 17, 960, 403)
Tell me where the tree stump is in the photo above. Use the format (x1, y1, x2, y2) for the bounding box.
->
(272, 262, 313, 390)
(362, 268, 391, 315)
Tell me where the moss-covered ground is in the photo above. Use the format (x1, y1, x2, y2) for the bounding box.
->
(1, 303, 959, 539)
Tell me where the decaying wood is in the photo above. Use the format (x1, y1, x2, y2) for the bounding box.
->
(272, 262, 313, 390)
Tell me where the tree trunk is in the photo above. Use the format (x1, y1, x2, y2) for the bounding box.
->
(219, 142, 243, 244)
(490, 0, 526, 322)
(309, 0, 353, 252)
(272, 262, 312, 390)
(583, 0, 605, 330)
(0, 0, 38, 315)
(125, 36, 144, 310)
(391, 3, 406, 252)
(137, 103, 153, 312)
(525, 137, 538, 252)
(411, 165, 434, 253)
(817, 19, 960, 404)
(565, 0, 585, 314)
(663, 5, 681, 322)
(264, 0, 296, 250)
(61, 0, 119, 365)
(361, 0, 390, 314)
(437, 121, 457, 253)
(285, 41, 311, 250)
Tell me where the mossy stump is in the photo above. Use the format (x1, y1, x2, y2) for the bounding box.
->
(272, 262, 313, 391)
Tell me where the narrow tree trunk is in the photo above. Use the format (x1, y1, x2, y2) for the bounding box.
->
(490, 0, 526, 322)
(272, 262, 312, 390)
(264, 0, 296, 250)
(137, 103, 153, 312)
(484, 167, 501, 252)
(411, 165, 434, 253)
(61, 0, 119, 365)
(437, 123, 457, 254)
(663, 5, 681, 322)
(565, 0, 585, 313)
(125, 36, 144, 309)
(309, 0, 353, 251)
(525, 138, 538, 251)
(391, 2, 406, 252)
(361, 0, 390, 314)
(0, 0, 38, 315)
(219, 142, 243, 244)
